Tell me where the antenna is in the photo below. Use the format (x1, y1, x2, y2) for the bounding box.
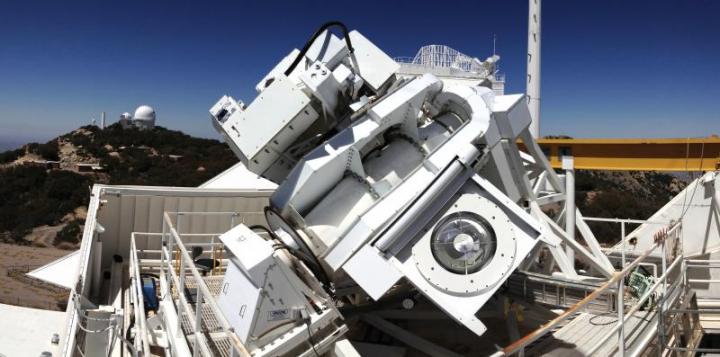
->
(493, 34, 497, 57)
(526, 0, 541, 138)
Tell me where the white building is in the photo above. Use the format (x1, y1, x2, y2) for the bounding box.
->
(118, 105, 156, 130)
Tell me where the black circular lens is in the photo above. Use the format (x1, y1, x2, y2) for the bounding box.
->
(430, 212, 497, 274)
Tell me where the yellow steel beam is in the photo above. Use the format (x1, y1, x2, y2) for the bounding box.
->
(525, 137, 720, 171)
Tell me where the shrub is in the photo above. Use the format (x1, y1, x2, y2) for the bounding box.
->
(0, 148, 24, 164)
(55, 221, 83, 245)
(36, 141, 60, 161)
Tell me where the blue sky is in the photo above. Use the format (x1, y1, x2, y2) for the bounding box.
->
(0, 0, 718, 145)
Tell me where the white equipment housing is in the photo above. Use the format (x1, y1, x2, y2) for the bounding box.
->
(212, 26, 546, 337)
(216, 224, 346, 356)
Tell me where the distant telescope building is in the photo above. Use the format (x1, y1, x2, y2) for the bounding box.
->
(118, 105, 156, 130)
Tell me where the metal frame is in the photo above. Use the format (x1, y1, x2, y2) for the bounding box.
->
(495, 221, 720, 356)
(127, 212, 253, 357)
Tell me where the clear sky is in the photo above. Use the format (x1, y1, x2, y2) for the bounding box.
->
(0, 0, 718, 144)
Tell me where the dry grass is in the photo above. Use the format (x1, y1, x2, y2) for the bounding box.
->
(0, 243, 71, 310)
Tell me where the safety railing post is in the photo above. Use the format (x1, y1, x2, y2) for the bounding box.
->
(161, 221, 166, 275)
(155, 211, 260, 357)
(194, 289, 203, 357)
(617, 278, 625, 356)
(658, 236, 667, 357)
(178, 250, 185, 338)
(167, 218, 174, 271)
(620, 222, 626, 269)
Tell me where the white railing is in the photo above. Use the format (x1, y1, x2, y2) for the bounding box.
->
(583, 216, 672, 275)
(127, 211, 255, 357)
(129, 234, 152, 355)
(161, 212, 252, 357)
(497, 222, 683, 356)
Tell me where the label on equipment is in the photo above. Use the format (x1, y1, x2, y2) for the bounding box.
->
(267, 308, 290, 321)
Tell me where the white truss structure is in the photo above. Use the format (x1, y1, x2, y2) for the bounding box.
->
(396, 45, 489, 75)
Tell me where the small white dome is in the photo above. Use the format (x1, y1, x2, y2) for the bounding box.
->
(120, 112, 132, 120)
(133, 105, 156, 122)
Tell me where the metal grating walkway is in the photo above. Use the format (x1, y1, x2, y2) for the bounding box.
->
(527, 310, 658, 356)
(174, 275, 233, 356)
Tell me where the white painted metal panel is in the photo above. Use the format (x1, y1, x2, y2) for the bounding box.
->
(200, 162, 278, 190)
(133, 195, 151, 250)
(98, 195, 120, 271)
(343, 245, 401, 300)
(26, 250, 81, 289)
(148, 196, 165, 249)
(117, 195, 136, 261)
(348, 30, 399, 91)
(216, 262, 262, 342)
(0, 304, 66, 357)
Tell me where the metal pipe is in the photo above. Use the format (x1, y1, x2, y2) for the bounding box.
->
(582, 217, 668, 225)
(617, 279, 625, 356)
(627, 317, 658, 357)
(667, 308, 720, 314)
(130, 235, 152, 355)
(563, 156, 575, 265)
(688, 279, 720, 283)
(526, 0, 541, 137)
(540, 213, 614, 278)
(621, 222, 626, 270)
(686, 259, 720, 263)
(658, 238, 668, 357)
(193, 290, 203, 357)
(171, 211, 261, 216)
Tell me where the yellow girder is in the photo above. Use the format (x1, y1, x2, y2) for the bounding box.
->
(529, 136, 720, 171)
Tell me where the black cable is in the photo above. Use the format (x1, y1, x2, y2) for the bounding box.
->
(305, 318, 321, 357)
(284, 21, 354, 77)
(248, 224, 274, 240)
(264, 207, 330, 277)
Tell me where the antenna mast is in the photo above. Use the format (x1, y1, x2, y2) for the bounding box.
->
(527, 0, 541, 138)
(493, 34, 497, 57)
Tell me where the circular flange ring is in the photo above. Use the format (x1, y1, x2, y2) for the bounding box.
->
(412, 193, 517, 296)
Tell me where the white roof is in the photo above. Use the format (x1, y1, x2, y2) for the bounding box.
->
(27, 250, 80, 289)
(134, 105, 156, 121)
(0, 303, 65, 356)
(200, 162, 277, 190)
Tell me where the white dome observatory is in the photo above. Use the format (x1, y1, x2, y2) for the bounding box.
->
(132, 105, 156, 130)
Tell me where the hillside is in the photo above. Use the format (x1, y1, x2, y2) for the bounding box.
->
(0, 125, 688, 249)
(0, 124, 237, 248)
(574, 170, 687, 243)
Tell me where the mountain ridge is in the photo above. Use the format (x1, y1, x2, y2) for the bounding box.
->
(0, 125, 688, 248)
(0, 123, 237, 248)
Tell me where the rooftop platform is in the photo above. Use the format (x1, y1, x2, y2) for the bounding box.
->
(0, 303, 66, 356)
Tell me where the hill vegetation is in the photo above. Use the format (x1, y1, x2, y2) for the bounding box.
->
(0, 125, 688, 248)
(575, 170, 686, 243)
(0, 124, 237, 246)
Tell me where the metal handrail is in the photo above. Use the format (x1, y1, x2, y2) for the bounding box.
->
(498, 223, 679, 356)
(582, 216, 669, 225)
(585, 254, 683, 355)
(162, 212, 251, 357)
(160, 243, 212, 357)
(129, 234, 152, 355)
